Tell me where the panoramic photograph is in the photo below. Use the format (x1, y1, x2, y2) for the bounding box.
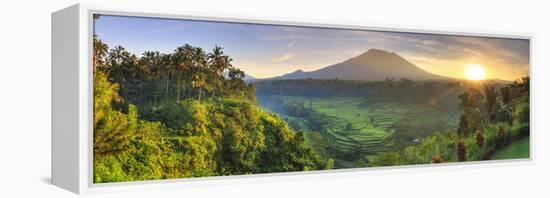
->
(92, 15, 530, 183)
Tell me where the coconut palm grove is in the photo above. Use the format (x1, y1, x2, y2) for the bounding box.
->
(92, 15, 530, 183)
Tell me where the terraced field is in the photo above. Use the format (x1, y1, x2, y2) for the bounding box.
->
(261, 96, 460, 156)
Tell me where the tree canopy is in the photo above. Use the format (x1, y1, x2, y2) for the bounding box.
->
(92, 34, 328, 183)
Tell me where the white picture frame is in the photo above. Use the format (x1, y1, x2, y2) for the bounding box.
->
(52, 3, 534, 194)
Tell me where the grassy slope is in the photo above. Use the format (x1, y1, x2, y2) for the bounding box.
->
(491, 137, 530, 160)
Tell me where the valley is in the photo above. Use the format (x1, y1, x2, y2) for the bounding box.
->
(257, 95, 461, 167)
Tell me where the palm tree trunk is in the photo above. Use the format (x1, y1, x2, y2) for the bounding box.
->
(165, 75, 169, 94)
(198, 88, 202, 102)
(176, 75, 180, 102)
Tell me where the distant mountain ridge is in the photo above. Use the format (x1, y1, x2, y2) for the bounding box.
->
(270, 49, 447, 81)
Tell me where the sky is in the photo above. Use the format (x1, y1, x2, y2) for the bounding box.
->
(94, 15, 530, 80)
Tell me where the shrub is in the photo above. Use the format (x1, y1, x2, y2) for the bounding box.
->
(457, 139, 467, 162)
(432, 154, 443, 163)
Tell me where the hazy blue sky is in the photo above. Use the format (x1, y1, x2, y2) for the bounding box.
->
(95, 15, 529, 80)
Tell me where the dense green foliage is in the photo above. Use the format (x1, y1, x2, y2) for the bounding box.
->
(92, 31, 328, 183)
(368, 78, 530, 166)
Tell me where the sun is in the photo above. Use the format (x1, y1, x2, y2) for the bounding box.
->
(464, 64, 487, 80)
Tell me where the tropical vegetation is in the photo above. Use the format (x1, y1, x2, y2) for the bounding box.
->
(93, 35, 330, 183)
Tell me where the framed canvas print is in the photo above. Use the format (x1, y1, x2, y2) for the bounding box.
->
(52, 4, 533, 194)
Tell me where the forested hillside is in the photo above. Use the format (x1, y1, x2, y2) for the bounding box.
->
(369, 77, 530, 166)
(92, 35, 330, 183)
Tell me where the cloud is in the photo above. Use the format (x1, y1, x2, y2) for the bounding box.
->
(287, 40, 296, 48)
(274, 53, 294, 62)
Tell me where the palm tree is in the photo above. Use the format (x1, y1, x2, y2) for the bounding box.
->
(142, 51, 162, 104)
(171, 44, 194, 101)
(482, 84, 499, 122)
(457, 88, 486, 136)
(135, 53, 152, 103)
(192, 72, 208, 102)
(160, 54, 173, 96)
(142, 51, 161, 74)
(108, 46, 132, 86)
(93, 35, 108, 71)
(109, 46, 127, 65)
(207, 46, 232, 96)
(191, 47, 209, 102)
(208, 46, 232, 74)
(500, 86, 512, 106)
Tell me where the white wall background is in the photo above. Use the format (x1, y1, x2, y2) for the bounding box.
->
(0, 0, 548, 197)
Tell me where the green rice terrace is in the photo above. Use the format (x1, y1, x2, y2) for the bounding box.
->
(258, 96, 461, 166)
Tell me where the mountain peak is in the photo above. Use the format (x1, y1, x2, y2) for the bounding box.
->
(365, 48, 392, 54)
(351, 49, 399, 62)
(272, 49, 446, 81)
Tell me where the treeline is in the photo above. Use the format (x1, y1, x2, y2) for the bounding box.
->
(94, 36, 255, 106)
(369, 77, 530, 166)
(254, 78, 463, 104)
(92, 29, 329, 182)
